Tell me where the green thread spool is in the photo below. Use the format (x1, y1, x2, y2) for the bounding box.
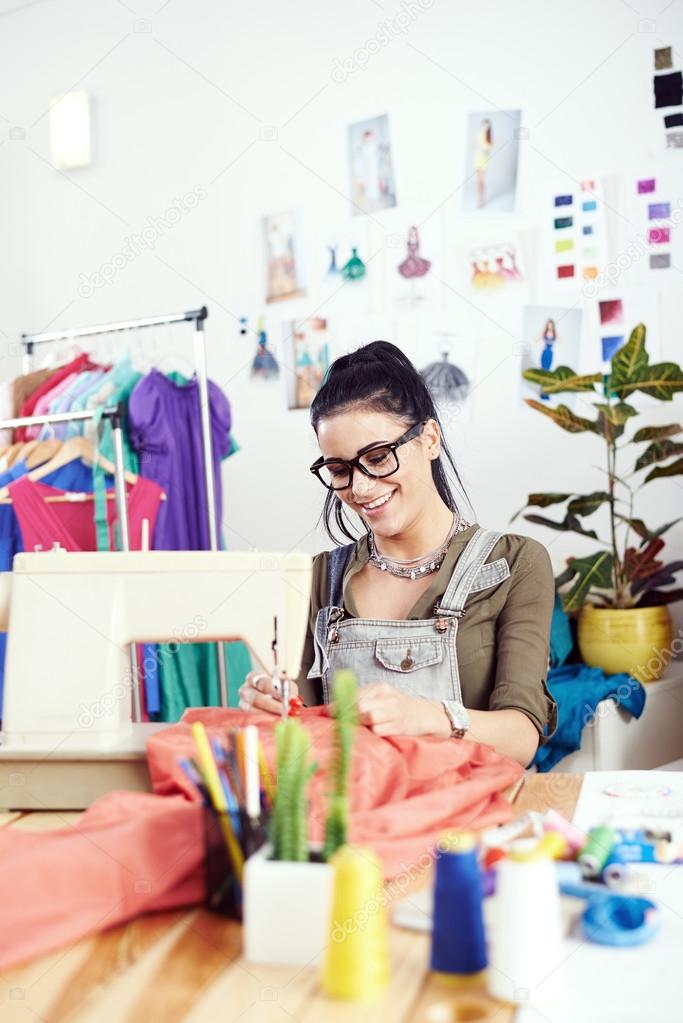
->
(578, 826, 616, 878)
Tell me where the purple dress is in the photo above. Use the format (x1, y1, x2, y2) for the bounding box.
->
(128, 371, 232, 551)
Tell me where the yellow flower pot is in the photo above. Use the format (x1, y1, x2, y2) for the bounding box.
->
(577, 603, 676, 683)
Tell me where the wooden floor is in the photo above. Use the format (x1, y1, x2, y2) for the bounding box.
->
(0, 775, 582, 1023)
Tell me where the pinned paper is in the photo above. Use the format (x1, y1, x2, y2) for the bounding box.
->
(650, 252, 671, 269)
(648, 201, 670, 218)
(637, 179, 656, 193)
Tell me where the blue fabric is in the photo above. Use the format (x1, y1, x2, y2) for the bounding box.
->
(533, 663, 646, 772)
(549, 592, 574, 668)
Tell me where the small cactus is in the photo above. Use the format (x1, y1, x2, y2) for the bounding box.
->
(324, 669, 358, 861)
(270, 718, 316, 862)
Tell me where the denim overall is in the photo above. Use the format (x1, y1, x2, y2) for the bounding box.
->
(308, 526, 511, 703)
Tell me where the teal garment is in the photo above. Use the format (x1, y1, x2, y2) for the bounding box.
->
(156, 641, 252, 720)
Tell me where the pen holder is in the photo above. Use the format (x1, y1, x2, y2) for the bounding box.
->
(203, 806, 246, 920)
(243, 843, 334, 965)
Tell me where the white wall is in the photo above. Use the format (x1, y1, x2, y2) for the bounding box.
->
(0, 0, 682, 629)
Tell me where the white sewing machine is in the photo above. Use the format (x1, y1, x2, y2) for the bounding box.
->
(0, 550, 311, 809)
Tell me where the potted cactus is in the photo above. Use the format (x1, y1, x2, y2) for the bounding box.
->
(515, 323, 683, 681)
(244, 672, 359, 965)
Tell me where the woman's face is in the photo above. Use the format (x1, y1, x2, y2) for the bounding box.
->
(316, 409, 440, 538)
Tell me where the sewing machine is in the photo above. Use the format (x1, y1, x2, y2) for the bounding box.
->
(0, 550, 312, 809)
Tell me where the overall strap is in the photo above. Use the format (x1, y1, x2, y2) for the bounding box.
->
(437, 527, 503, 616)
(327, 542, 356, 607)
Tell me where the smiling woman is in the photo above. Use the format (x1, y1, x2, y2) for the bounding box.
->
(240, 341, 557, 767)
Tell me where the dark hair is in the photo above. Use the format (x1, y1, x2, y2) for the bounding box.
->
(310, 340, 473, 543)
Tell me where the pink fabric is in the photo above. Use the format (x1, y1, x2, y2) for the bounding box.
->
(8, 475, 163, 552)
(24, 373, 79, 439)
(15, 354, 97, 441)
(0, 708, 522, 971)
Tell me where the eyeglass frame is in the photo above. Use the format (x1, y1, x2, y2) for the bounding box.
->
(309, 420, 427, 491)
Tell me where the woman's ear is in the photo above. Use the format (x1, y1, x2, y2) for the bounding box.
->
(423, 418, 441, 460)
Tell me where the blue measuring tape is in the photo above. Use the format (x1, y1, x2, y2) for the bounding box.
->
(557, 863, 660, 947)
(580, 896, 659, 947)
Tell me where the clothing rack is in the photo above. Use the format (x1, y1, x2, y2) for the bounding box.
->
(0, 404, 146, 719)
(7, 305, 230, 713)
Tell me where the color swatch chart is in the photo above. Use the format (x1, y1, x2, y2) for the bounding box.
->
(636, 176, 673, 272)
(551, 179, 607, 282)
(652, 45, 683, 150)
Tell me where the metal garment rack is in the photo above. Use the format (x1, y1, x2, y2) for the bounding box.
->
(9, 305, 229, 712)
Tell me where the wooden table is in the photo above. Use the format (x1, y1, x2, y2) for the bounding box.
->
(0, 774, 582, 1023)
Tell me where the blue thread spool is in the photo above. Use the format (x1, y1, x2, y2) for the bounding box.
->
(431, 830, 487, 978)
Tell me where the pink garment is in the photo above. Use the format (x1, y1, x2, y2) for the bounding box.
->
(8, 475, 163, 552)
(25, 372, 79, 439)
(0, 708, 522, 971)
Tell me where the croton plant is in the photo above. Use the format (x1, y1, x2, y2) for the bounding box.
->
(513, 324, 683, 612)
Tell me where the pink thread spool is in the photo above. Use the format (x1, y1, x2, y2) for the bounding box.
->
(543, 809, 585, 854)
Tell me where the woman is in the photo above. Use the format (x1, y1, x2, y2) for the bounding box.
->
(240, 342, 557, 766)
(539, 318, 557, 402)
(475, 118, 493, 209)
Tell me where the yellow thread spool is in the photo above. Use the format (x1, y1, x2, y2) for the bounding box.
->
(322, 845, 390, 1001)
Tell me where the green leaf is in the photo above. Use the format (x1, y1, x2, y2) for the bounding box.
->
(567, 491, 612, 516)
(634, 440, 683, 472)
(613, 362, 683, 402)
(523, 512, 599, 540)
(644, 456, 683, 483)
(593, 402, 638, 425)
(555, 565, 577, 588)
(562, 551, 614, 612)
(509, 492, 573, 522)
(610, 323, 648, 390)
(632, 423, 682, 443)
(524, 400, 599, 434)
(522, 365, 602, 393)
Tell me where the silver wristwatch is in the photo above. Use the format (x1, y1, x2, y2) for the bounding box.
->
(441, 700, 470, 739)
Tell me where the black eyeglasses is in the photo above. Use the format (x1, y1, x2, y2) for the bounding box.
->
(309, 421, 426, 491)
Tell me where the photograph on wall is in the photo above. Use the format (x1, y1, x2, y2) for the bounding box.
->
(462, 109, 522, 214)
(263, 209, 306, 303)
(348, 113, 397, 216)
(283, 317, 330, 410)
(519, 304, 583, 409)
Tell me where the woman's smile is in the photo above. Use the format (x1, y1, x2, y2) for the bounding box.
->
(355, 487, 397, 519)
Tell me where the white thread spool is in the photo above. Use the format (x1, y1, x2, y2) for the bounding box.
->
(487, 854, 563, 1005)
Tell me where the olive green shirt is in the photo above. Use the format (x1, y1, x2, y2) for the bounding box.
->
(297, 523, 558, 742)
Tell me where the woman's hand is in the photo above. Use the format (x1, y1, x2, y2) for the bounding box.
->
(355, 683, 450, 738)
(239, 671, 300, 715)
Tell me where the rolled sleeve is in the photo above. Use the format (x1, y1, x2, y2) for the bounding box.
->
(488, 539, 558, 743)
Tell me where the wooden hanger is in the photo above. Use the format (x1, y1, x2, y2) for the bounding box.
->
(24, 439, 62, 470)
(28, 436, 138, 486)
(0, 436, 166, 503)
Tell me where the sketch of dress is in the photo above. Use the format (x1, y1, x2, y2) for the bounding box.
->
(398, 227, 432, 279)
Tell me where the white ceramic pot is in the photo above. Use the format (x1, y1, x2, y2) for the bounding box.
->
(243, 843, 333, 966)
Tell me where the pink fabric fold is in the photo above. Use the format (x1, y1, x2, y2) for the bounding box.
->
(0, 708, 522, 971)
